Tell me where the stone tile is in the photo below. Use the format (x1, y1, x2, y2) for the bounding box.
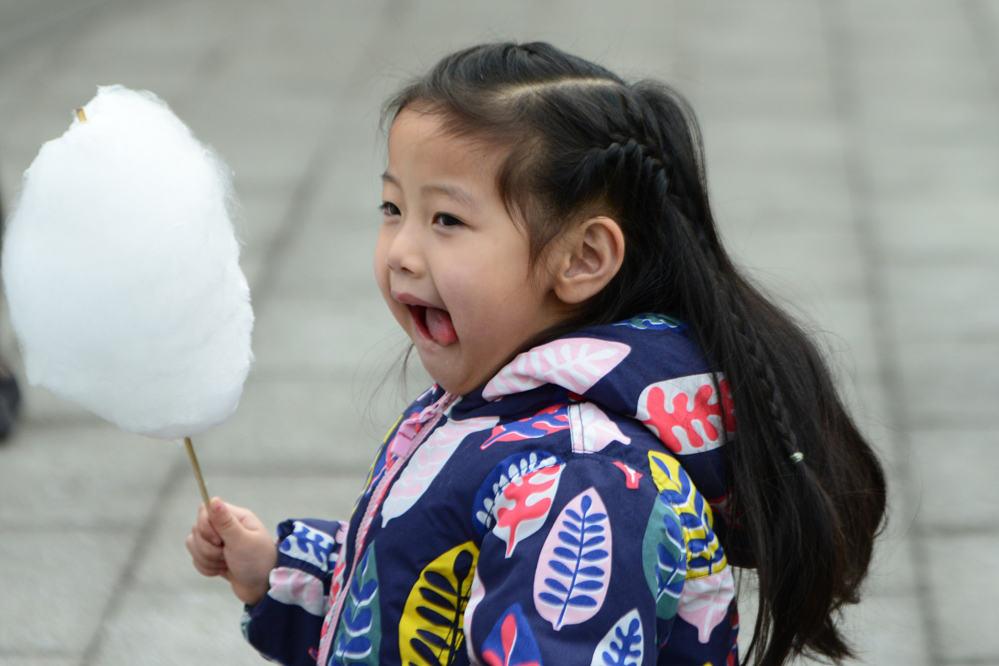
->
(725, 224, 866, 300)
(894, 339, 999, 428)
(839, 593, 930, 666)
(0, 659, 78, 666)
(884, 259, 999, 343)
(909, 428, 999, 530)
(196, 375, 411, 472)
(875, 197, 999, 262)
(89, 587, 261, 666)
(0, 423, 178, 529)
(269, 215, 382, 300)
(0, 531, 133, 654)
(250, 294, 400, 376)
(925, 535, 999, 662)
(732, 580, 925, 666)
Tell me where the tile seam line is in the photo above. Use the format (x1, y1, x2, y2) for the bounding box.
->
(817, 1, 942, 665)
(78, 455, 186, 666)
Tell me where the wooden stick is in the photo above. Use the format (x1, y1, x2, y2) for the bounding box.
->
(76, 108, 87, 122)
(184, 437, 211, 509)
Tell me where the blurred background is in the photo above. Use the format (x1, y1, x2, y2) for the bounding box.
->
(0, 1, 997, 665)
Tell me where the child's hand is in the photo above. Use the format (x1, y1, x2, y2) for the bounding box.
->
(186, 497, 278, 606)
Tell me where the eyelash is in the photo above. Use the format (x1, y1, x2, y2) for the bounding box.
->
(379, 203, 464, 228)
(434, 213, 464, 228)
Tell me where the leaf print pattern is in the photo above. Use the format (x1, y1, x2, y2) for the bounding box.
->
(473, 451, 563, 535)
(568, 402, 632, 453)
(533, 488, 612, 630)
(268, 567, 327, 616)
(381, 415, 499, 526)
(635, 374, 735, 455)
(611, 461, 643, 489)
(330, 546, 382, 665)
(641, 499, 686, 621)
(647, 451, 727, 579)
(399, 541, 479, 666)
(677, 569, 735, 644)
(590, 608, 643, 666)
(278, 521, 337, 570)
(483, 338, 631, 400)
(612, 312, 684, 330)
(481, 603, 543, 666)
(480, 406, 570, 450)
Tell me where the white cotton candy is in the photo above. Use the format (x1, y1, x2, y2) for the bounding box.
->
(2, 85, 254, 439)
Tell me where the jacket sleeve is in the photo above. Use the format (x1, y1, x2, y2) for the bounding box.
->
(463, 453, 738, 665)
(242, 518, 347, 666)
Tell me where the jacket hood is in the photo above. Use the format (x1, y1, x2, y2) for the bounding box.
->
(451, 313, 735, 510)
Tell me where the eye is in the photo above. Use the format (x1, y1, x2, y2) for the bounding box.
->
(380, 201, 401, 216)
(433, 213, 464, 228)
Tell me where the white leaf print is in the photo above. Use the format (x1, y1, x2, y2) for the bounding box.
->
(483, 338, 630, 400)
(381, 415, 499, 526)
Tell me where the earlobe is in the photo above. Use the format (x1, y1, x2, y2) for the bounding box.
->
(553, 216, 625, 305)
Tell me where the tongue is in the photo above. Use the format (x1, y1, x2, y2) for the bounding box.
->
(425, 307, 457, 345)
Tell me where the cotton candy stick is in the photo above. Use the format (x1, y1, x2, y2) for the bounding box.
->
(3, 86, 254, 504)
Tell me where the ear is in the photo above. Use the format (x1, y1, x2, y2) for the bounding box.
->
(552, 216, 625, 305)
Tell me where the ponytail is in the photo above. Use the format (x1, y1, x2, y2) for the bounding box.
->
(384, 42, 887, 666)
(617, 82, 887, 665)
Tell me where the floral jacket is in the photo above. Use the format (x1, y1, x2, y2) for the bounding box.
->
(242, 314, 741, 666)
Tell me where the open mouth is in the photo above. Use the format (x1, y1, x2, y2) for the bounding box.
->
(408, 305, 458, 346)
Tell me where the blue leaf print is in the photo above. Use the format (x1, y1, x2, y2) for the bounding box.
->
(590, 609, 644, 666)
(331, 546, 382, 665)
(534, 488, 612, 630)
(641, 499, 686, 621)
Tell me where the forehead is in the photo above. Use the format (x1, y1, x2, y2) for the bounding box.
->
(386, 110, 504, 183)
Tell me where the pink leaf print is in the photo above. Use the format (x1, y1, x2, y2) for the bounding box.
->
(677, 568, 735, 643)
(493, 464, 564, 557)
(635, 373, 735, 455)
(569, 402, 632, 453)
(381, 415, 499, 526)
(268, 567, 327, 616)
(533, 488, 612, 630)
(483, 338, 631, 400)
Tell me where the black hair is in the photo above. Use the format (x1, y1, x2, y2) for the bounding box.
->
(384, 42, 886, 666)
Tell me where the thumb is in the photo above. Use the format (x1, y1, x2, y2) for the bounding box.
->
(208, 497, 244, 540)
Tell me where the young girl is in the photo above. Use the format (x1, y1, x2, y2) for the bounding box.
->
(187, 42, 886, 666)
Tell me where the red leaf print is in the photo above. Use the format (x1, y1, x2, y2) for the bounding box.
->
(612, 461, 643, 489)
(482, 613, 540, 666)
(495, 468, 559, 557)
(639, 376, 735, 454)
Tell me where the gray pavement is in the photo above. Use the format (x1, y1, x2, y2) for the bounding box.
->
(0, 1, 996, 664)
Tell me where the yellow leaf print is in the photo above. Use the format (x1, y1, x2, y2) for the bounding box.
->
(648, 451, 727, 579)
(399, 541, 479, 666)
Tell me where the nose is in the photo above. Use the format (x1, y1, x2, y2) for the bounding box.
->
(383, 217, 424, 277)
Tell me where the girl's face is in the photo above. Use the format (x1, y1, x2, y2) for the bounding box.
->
(374, 110, 568, 396)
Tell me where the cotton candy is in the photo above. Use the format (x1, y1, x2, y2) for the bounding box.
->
(2, 85, 254, 439)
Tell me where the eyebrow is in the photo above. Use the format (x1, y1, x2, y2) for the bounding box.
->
(381, 172, 477, 210)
